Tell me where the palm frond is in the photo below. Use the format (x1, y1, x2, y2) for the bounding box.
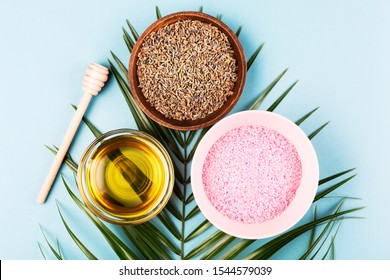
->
(57, 202, 97, 260)
(320, 222, 342, 260)
(165, 200, 182, 220)
(45, 145, 77, 173)
(200, 235, 235, 260)
(140, 222, 181, 255)
(126, 19, 139, 40)
(39, 7, 363, 261)
(184, 230, 226, 259)
(248, 68, 288, 110)
(62, 176, 140, 260)
(122, 27, 135, 52)
(315, 174, 357, 201)
(219, 239, 255, 260)
(121, 226, 159, 259)
(39, 225, 62, 260)
(243, 206, 364, 260)
(308, 121, 330, 140)
(267, 80, 298, 112)
(185, 205, 200, 220)
(295, 107, 319, 126)
(319, 168, 356, 186)
(37, 242, 47, 260)
(71, 104, 102, 137)
(247, 43, 264, 71)
(185, 219, 212, 242)
(307, 206, 318, 250)
(156, 6, 162, 19)
(300, 215, 336, 259)
(123, 225, 172, 260)
(157, 210, 181, 240)
(235, 26, 243, 37)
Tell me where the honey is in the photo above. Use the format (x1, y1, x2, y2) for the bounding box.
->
(83, 134, 168, 220)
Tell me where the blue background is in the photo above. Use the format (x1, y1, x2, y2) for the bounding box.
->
(1, 0, 389, 259)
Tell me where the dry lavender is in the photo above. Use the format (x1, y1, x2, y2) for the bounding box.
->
(137, 20, 238, 121)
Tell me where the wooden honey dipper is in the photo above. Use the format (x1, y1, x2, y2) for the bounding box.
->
(37, 63, 109, 204)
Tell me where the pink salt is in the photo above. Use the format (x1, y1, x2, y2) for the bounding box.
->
(202, 125, 302, 224)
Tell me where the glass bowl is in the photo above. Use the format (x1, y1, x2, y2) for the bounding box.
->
(78, 128, 174, 225)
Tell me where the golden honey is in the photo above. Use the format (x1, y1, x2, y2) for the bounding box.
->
(78, 129, 174, 224)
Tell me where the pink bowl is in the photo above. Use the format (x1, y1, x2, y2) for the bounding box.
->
(191, 110, 319, 239)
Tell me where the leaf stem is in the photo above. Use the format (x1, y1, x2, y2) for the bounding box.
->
(180, 131, 188, 259)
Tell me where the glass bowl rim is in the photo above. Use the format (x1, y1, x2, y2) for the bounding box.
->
(77, 128, 174, 225)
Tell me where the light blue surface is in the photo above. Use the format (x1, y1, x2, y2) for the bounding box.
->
(1, 0, 389, 259)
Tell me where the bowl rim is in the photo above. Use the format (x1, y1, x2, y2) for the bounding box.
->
(77, 128, 174, 225)
(128, 11, 247, 131)
(190, 110, 319, 239)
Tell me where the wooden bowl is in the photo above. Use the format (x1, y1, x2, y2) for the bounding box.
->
(128, 11, 246, 131)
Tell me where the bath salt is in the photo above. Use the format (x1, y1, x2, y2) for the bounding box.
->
(202, 125, 302, 224)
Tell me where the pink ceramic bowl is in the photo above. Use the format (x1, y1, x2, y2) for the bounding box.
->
(191, 110, 319, 239)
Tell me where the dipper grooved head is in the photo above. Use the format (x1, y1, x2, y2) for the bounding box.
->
(82, 63, 109, 96)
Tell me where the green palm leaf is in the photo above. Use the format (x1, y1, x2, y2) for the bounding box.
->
(322, 223, 341, 260)
(57, 203, 98, 260)
(185, 219, 212, 242)
(318, 223, 341, 260)
(121, 226, 159, 259)
(62, 176, 140, 260)
(300, 206, 338, 260)
(248, 68, 288, 110)
(235, 25, 243, 37)
(308, 121, 330, 140)
(295, 107, 320, 126)
(200, 235, 235, 260)
(139, 222, 180, 255)
(247, 43, 264, 70)
(45, 145, 78, 173)
(319, 168, 356, 186)
(126, 19, 139, 40)
(156, 6, 162, 19)
(39, 225, 62, 260)
(39, 6, 364, 260)
(219, 239, 255, 260)
(315, 174, 357, 201)
(307, 205, 318, 250)
(267, 80, 298, 112)
(122, 225, 172, 260)
(184, 230, 226, 259)
(243, 206, 364, 260)
(157, 210, 181, 240)
(37, 242, 47, 260)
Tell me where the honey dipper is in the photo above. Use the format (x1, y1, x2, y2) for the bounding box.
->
(37, 63, 109, 204)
